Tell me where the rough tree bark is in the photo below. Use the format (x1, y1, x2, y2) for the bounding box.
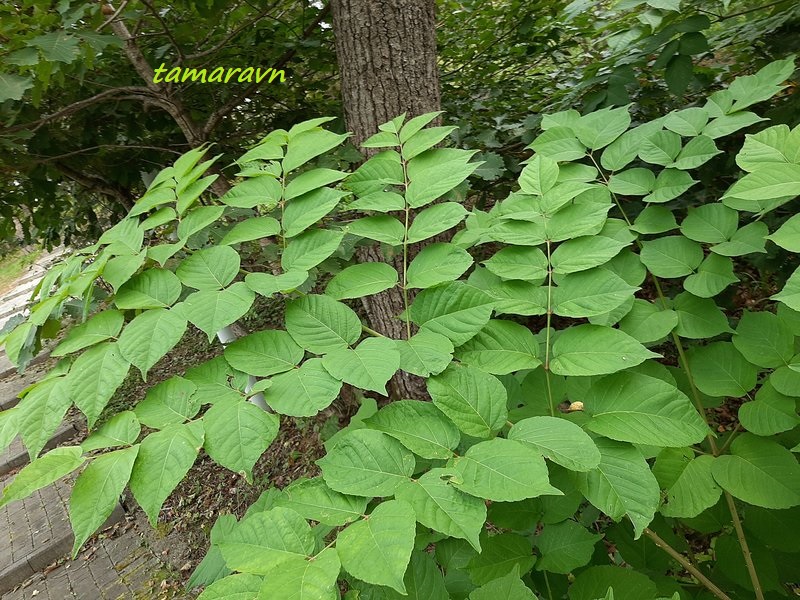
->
(331, 0, 441, 400)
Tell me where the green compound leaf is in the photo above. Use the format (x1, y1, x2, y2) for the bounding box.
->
(221, 216, 280, 245)
(688, 341, 758, 397)
(81, 411, 141, 452)
(245, 270, 309, 297)
(176, 246, 241, 291)
(406, 242, 474, 289)
(283, 128, 349, 173)
(129, 421, 203, 525)
(550, 325, 660, 376)
(427, 364, 508, 438)
(584, 372, 708, 447)
(258, 548, 341, 600)
(519, 154, 559, 195)
(218, 507, 315, 575)
(577, 438, 660, 538)
(680, 204, 739, 244)
(386, 552, 450, 600)
(407, 202, 469, 243)
(552, 268, 638, 318)
(70, 445, 138, 556)
(652, 449, 721, 518)
(396, 330, 454, 377)
(325, 262, 398, 300)
(569, 565, 657, 600)
(16, 376, 72, 460)
(283, 187, 348, 238)
(608, 168, 655, 196)
(134, 376, 199, 429)
(550, 234, 630, 275)
(263, 358, 342, 417)
(722, 163, 800, 212)
(197, 573, 263, 600)
(773, 266, 800, 311)
(321, 337, 400, 395)
(222, 176, 281, 209)
(617, 299, 678, 344)
(336, 499, 416, 594)
(348, 215, 405, 245)
(469, 566, 535, 600)
(732, 310, 794, 368)
(450, 438, 561, 502)
(768, 213, 800, 252)
(638, 130, 681, 166)
(396, 468, 486, 551)
(285, 294, 361, 354)
(402, 125, 457, 160)
(574, 105, 631, 150)
(711, 221, 768, 256)
(365, 400, 460, 460)
(405, 148, 480, 208)
(115, 268, 182, 310)
(466, 532, 536, 585)
(203, 398, 279, 480)
(600, 120, 662, 171)
(534, 520, 601, 574)
(0, 446, 85, 509)
(736, 123, 800, 172)
(642, 168, 698, 204)
(482, 246, 548, 282)
(52, 310, 124, 356)
(669, 135, 721, 170)
(281, 228, 345, 271)
(508, 416, 601, 472)
(177, 206, 224, 240)
(409, 282, 495, 346)
(673, 292, 733, 339)
(530, 127, 586, 162)
(277, 477, 368, 526)
(68, 342, 131, 429)
(639, 235, 703, 278)
(455, 319, 540, 375)
(224, 330, 304, 377)
(664, 107, 709, 137)
(711, 434, 800, 509)
(183, 282, 255, 342)
(317, 429, 415, 497)
(118, 308, 187, 379)
(683, 254, 738, 298)
(739, 380, 800, 436)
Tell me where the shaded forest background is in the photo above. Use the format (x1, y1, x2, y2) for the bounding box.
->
(0, 0, 798, 249)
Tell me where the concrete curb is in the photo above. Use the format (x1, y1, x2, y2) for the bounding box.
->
(0, 424, 78, 477)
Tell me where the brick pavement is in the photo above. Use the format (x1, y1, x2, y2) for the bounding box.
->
(1, 250, 195, 599)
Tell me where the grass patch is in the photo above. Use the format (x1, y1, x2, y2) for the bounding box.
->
(0, 248, 42, 296)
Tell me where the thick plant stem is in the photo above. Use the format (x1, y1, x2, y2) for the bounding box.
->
(544, 239, 555, 416)
(594, 156, 761, 597)
(724, 493, 765, 600)
(401, 158, 412, 340)
(644, 528, 731, 600)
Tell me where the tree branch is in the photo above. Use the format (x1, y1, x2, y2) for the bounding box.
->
(185, 1, 282, 62)
(201, 3, 331, 138)
(31, 144, 183, 163)
(644, 528, 731, 600)
(140, 0, 184, 62)
(55, 161, 135, 210)
(0, 86, 157, 135)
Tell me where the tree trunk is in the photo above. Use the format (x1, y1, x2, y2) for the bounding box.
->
(331, 0, 441, 147)
(331, 0, 441, 400)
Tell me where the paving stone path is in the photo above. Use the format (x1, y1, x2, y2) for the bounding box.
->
(1, 252, 193, 599)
